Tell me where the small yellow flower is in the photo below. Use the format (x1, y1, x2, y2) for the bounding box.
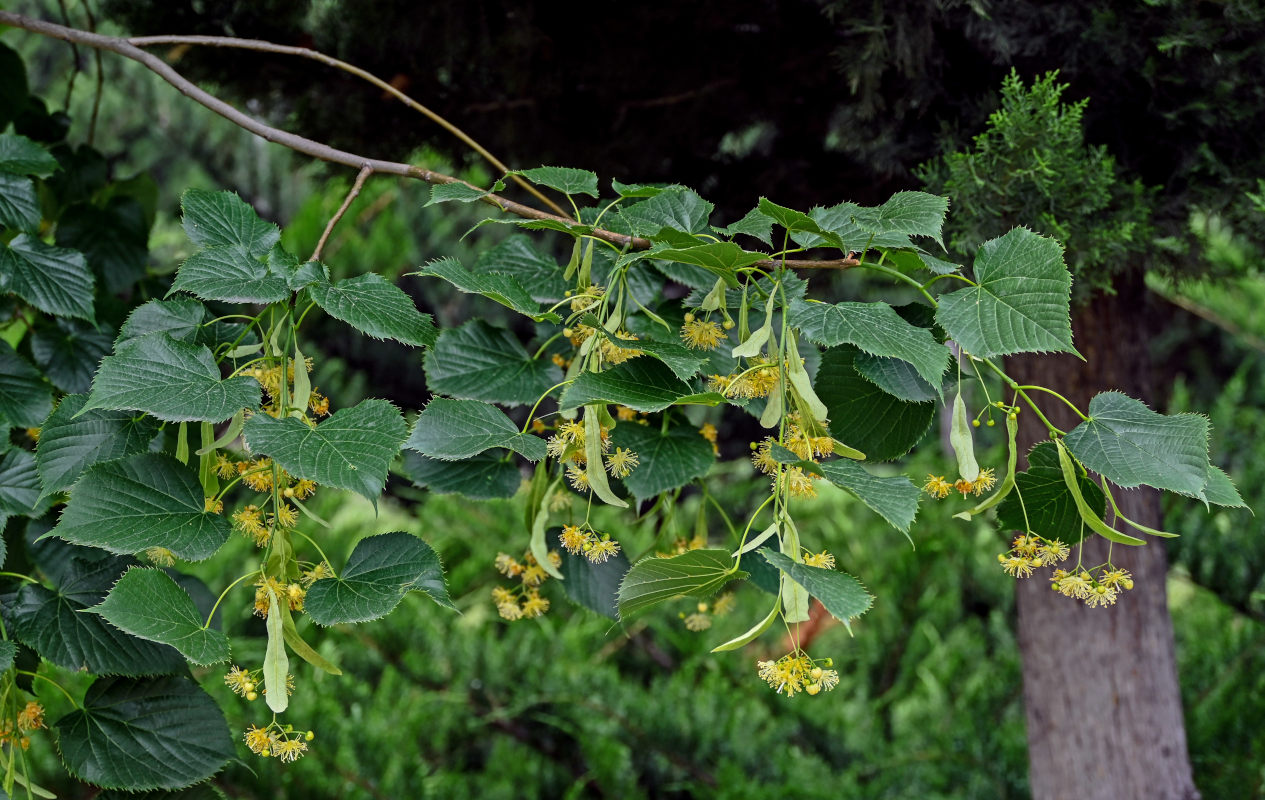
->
(24, 427, 40, 443)
(1084, 584, 1118, 608)
(616, 405, 639, 421)
(605, 447, 639, 479)
(204, 496, 224, 514)
(291, 479, 318, 500)
(953, 478, 975, 497)
(214, 453, 238, 479)
(522, 565, 548, 587)
(244, 725, 274, 756)
(683, 612, 712, 631)
(275, 737, 308, 763)
(681, 319, 725, 350)
(751, 439, 778, 475)
(494, 553, 523, 578)
(1039, 539, 1070, 564)
(224, 666, 254, 697)
(301, 561, 333, 586)
(711, 593, 737, 616)
(803, 551, 836, 569)
(566, 465, 590, 492)
(271, 503, 299, 529)
(144, 547, 176, 567)
(1100, 569, 1133, 590)
(522, 591, 550, 618)
(783, 467, 818, 499)
(285, 583, 306, 611)
(999, 554, 1036, 578)
(970, 467, 997, 496)
(560, 524, 592, 554)
(922, 475, 952, 499)
(585, 537, 621, 564)
(497, 602, 524, 621)
(491, 586, 515, 606)
(16, 702, 44, 732)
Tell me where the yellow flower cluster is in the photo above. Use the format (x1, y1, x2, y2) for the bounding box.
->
(0, 701, 45, 752)
(756, 652, 840, 697)
(546, 419, 608, 464)
(567, 284, 605, 313)
(997, 533, 1070, 578)
(558, 524, 622, 564)
(224, 665, 260, 702)
(600, 330, 643, 365)
(707, 360, 780, 400)
(492, 549, 562, 620)
(923, 467, 997, 499)
(252, 576, 306, 617)
(244, 722, 313, 762)
(699, 422, 719, 454)
(681, 318, 726, 350)
(750, 420, 834, 499)
(1050, 566, 1134, 607)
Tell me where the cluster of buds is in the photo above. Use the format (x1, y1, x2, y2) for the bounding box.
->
(492, 550, 561, 620)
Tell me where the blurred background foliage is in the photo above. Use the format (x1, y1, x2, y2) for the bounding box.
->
(4, 0, 1265, 796)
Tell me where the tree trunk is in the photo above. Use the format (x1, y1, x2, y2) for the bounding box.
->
(1004, 276, 1199, 800)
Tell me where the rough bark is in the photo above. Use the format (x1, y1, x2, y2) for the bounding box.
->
(1005, 276, 1198, 800)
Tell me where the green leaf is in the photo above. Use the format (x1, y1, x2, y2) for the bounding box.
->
(722, 206, 775, 246)
(0, 234, 95, 320)
(760, 549, 873, 627)
(816, 459, 921, 533)
(90, 568, 229, 666)
(791, 299, 949, 389)
(0, 173, 40, 231)
(1063, 391, 1210, 497)
(0, 449, 41, 516)
(37, 394, 161, 495)
(852, 352, 939, 402)
(117, 298, 207, 344)
(243, 399, 407, 503)
(517, 166, 599, 197)
(617, 549, 742, 620)
(10, 551, 186, 676)
(589, 329, 707, 381)
(1055, 439, 1144, 546)
(1201, 464, 1247, 509)
(84, 333, 261, 423)
(425, 182, 491, 205)
(475, 235, 568, 303)
(0, 641, 15, 673)
(406, 397, 546, 461)
(98, 785, 228, 800)
(55, 676, 234, 791)
(30, 318, 112, 394)
(560, 359, 696, 413)
(400, 451, 521, 500)
(997, 461, 1106, 542)
(307, 272, 437, 348)
(620, 188, 714, 236)
(610, 180, 675, 198)
(753, 196, 845, 246)
(57, 196, 151, 293)
(608, 417, 716, 501)
(415, 257, 560, 322)
(170, 244, 290, 304)
(424, 320, 561, 406)
(935, 227, 1077, 358)
(181, 188, 279, 257)
(815, 346, 935, 461)
(0, 133, 58, 176)
(850, 191, 949, 245)
(650, 242, 764, 287)
(306, 531, 454, 624)
(49, 453, 231, 561)
(550, 527, 629, 618)
(0, 341, 52, 428)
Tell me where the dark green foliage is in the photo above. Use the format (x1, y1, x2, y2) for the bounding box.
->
(919, 71, 1153, 297)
